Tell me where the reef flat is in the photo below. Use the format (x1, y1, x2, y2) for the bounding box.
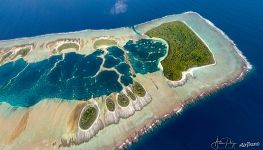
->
(0, 12, 250, 150)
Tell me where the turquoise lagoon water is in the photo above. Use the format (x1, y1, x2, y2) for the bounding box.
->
(0, 39, 167, 107)
(0, 0, 263, 150)
(0, 0, 263, 149)
(124, 39, 167, 74)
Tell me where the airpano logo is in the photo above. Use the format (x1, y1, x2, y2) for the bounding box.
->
(239, 141, 260, 148)
(211, 137, 261, 150)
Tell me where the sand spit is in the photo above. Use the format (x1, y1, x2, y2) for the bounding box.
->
(0, 12, 251, 150)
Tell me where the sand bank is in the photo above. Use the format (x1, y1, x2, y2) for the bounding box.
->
(0, 12, 251, 150)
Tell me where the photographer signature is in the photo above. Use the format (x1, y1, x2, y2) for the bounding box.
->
(211, 137, 237, 150)
(211, 137, 261, 150)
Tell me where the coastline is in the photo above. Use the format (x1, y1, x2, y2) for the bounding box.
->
(0, 12, 251, 150)
(118, 57, 249, 150)
(116, 12, 252, 149)
(163, 20, 217, 87)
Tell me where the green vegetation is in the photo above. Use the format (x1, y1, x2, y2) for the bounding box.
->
(132, 81, 146, 97)
(145, 21, 214, 81)
(57, 43, 79, 52)
(126, 89, 136, 101)
(106, 97, 115, 111)
(93, 39, 117, 49)
(79, 106, 97, 130)
(117, 93, 130, 107)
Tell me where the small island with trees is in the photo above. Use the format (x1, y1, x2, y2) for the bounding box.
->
(146, 21, 214, 81)
(0, 12, 250, 150)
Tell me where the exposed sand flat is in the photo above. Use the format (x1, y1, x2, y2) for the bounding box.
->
(67, 102, 87, 135)
(0, 12, 250, 150)
(0, 27, 139, 65)
(0, 100, 82, 149)
(6, 110, 30, 144)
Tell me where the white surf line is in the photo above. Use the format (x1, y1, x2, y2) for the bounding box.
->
(166, 12, 253, 86)
(191, 11, 253, 70)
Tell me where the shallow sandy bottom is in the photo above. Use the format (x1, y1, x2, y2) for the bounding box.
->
(0, 12, 250, 150)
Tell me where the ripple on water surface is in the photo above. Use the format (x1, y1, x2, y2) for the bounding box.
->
(0, 40, 166, 107)
(0, 48, 129, 107)
(124, 39, 167, 74)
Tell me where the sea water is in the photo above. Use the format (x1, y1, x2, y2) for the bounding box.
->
(0, 0, 262, 149)
(0, 49, 122, 106)
(124, 39, 167, 74)
(0, 40, 166, 107)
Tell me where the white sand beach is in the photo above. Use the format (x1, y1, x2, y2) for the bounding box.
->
(0, 12, 251, 150)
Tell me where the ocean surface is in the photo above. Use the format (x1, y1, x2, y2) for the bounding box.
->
(0, 0, 263, 149)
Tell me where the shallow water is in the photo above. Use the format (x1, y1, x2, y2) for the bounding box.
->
(0, 48, 125, 107)
(0, 0, 262, 149)
(124, 39, 167, 74)
(0, 39, 167, 107)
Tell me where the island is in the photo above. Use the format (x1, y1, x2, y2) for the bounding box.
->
(0, 12, 251, 150)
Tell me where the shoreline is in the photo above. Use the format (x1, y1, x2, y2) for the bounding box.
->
(116, 12, 252, 149)
(0, 11, 191, 44)
(0, 11, 251, 71)
(0, 27, 129, 44)
(163, 19, 217, 87)
(0, 12, 251, 150)
(118, 58, 249, 150)
(194, 12, 252, 70)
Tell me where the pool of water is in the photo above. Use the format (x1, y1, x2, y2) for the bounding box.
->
(0, 39, 167, 107)
(124, 39, 167, 74)
(0, 48, 125, 107)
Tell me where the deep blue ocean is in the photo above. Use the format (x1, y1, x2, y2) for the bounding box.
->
(0, 0, 262, 149)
